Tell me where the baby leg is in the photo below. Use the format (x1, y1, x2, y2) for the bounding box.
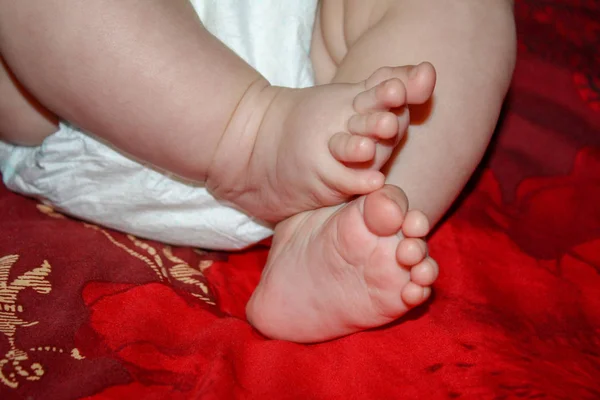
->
(315, 0, 517, 225)
(0, 0, 431, 225)
(0, 0, 265, 181)
(0, 55, 57, 146)
(246, 0, 516, 342)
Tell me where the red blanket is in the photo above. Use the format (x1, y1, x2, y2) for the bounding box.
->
(1, 1, 599, 398)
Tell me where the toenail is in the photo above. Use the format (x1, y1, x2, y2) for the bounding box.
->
(409, 65, 420, 79)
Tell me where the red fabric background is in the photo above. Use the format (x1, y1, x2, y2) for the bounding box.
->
(1, 1, 599, 398)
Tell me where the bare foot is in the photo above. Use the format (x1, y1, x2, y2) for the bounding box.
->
(207, 63, 436, 223)
(246, 185, 439, 343)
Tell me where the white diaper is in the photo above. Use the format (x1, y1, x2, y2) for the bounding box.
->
(0, 0, 317, 250)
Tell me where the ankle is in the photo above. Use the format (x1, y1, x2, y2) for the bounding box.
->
(205, 77, 281, 210)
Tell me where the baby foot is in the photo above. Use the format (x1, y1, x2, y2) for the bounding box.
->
(207, 63, 436, 223)
(246, 185, 439, 343)
(330, 63, 436, 172)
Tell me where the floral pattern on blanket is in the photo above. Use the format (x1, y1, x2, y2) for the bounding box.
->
(0, 200, 217, 398)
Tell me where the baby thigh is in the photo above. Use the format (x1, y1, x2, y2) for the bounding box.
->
(0, 54, 58, 146)
(313, 0, 516, 225)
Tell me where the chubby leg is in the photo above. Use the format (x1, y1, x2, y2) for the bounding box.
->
(0, 55, 57, 146)
(0, 0, 264, 180)
(312, 0, 517, 225)
(0, 0, 434, 224)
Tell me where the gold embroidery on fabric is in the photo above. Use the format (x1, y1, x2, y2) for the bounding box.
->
(0, 255, 51, 389)
(84, 224, 165, 281)
(83, 225, 215, 305)
(28, 346, 85, 360)
(0, 254, 86, 390)
(199, 259, 213, 272)
(35, 204, 215, 305)
(164, 246, 211, 297)
(193, 250, 215, 272)
(70, 348, 86, 360)
(36, 204, 66, 219)
(128, 235, 169, 277)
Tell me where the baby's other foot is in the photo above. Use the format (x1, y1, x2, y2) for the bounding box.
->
(246, 185, 439, 343)
(207, 63, 435, 223)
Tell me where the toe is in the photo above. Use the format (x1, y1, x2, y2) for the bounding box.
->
(362, 185, 409, 236)
(401, 282, 431, 307)
(405, 62, 437, 104)
(395, 106, 410, 142)
(329, 132, 376, 163)
(402, 210, 430, 238)
(396, 238, 428, 266)
(410, 257, 439, 287)
(353, 78, 407, 114)
(324, 165, 385, 197)
(366, 63, 436, 105)
(348, 112, 401, 141)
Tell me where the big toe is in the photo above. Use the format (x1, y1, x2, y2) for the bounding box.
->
(366, 63, 436, 105)
(362, 185, 409, 237)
